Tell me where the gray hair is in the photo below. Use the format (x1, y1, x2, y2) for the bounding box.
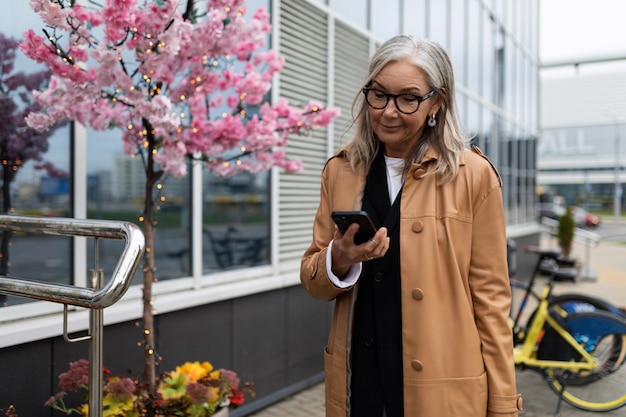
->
(343, 35, 467, 185)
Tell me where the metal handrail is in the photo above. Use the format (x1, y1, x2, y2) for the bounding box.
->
(0, 215, 144, 308)
(0, 215, 145, 417)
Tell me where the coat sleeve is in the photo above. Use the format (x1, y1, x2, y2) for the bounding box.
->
(300, 159, 356, 301)
(467, 158, 523, 416)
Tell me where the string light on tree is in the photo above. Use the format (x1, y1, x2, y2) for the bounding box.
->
(21, 0, 340, 395)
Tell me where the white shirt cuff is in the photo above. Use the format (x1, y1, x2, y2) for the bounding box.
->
(326, 240, 362, 288)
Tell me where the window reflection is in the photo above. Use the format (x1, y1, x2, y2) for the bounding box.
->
(86, 128, 192, 283)
(202, 170, 270, 272)
(0, 1, 71, 307)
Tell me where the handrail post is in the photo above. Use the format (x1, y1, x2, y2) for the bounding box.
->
(0, 216, 145, 417)
(89, 268, 104, 417)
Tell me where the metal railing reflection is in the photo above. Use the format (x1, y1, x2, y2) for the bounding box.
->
(0, 215, 145, 417)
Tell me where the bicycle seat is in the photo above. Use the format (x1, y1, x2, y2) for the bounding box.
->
(524, 245, 561, 259)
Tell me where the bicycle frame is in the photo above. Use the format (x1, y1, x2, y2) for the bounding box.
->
(514, 284, 598, 371)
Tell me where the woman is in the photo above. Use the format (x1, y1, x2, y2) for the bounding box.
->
(300, 35, 522, 417)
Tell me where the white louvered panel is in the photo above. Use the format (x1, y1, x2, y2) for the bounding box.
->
(278, 0, 330, 265)
(333, 21, 371, 151)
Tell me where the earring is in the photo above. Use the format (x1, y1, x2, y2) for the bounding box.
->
(428, 114, 437, 127)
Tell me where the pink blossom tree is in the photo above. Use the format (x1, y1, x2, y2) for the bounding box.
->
(21, 0, 338, 391)
(0, 32, 67, 298)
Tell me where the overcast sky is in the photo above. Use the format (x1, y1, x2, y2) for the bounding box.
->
(540, 0, 626, 63)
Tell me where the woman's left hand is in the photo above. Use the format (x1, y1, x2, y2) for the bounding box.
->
(330, 224, 389, 277)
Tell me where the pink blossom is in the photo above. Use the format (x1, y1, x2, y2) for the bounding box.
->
(153, 141, 188, 178)
(23, 0, 339, 182)
(25, 112, 55, 132)
(282, 159, 304, 173)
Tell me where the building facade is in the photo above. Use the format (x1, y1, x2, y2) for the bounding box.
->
(0, 1, 539, 415)
(539, 59, 626, 216)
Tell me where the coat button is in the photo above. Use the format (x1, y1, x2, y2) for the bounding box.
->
(411, 360, 423, 371)
(374, 272, 383, 283)
(364, 338, 374, 348)
(412, 288, 424, 300)
(411, 221, 424, 233)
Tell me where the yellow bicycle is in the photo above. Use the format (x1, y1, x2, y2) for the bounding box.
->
(511, 246, 626, 413)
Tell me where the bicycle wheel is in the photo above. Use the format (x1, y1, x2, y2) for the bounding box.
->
(543, 311, 626, 411)
(549, 293, 626, 319)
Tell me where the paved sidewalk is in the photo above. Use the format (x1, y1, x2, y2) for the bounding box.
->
(248, 238, 626, 417)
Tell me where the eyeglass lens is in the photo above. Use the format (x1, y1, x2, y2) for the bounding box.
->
(364, 89, 421, 114)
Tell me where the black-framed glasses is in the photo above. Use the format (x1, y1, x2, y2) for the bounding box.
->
(362, 88, 436, 114)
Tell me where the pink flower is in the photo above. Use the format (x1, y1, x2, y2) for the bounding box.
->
(58, 359, 90, 392)
(25, 112, 55, 132)
(23, 0, 339, 183)
(186, 382, 210, 404)
(104, 377, 136, 400)
(44, 391, 66, 407)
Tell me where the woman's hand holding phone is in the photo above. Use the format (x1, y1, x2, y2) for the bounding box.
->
(329, 211, 389, 278)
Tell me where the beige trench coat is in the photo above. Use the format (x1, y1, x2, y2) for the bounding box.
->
(300, 146, 522, 416)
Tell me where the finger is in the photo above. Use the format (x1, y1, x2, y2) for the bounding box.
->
(371, 237, 390, 258)
(342, 223, 361, 243)
(333, 224, 343, 239)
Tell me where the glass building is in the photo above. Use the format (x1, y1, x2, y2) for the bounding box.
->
(0, 1, 539, 415)
(539, 59, 626, 216)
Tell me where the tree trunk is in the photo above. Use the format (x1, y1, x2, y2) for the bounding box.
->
(142, 119, 163, 392)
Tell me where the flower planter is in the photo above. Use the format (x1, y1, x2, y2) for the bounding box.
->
(214, 408, 229, 417)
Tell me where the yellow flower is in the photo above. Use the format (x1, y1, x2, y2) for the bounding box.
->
(102, 393, 138, 417)
(207, 386, 220, 404)
(176, 361, 213, 382)
(157, 371, 190, 400)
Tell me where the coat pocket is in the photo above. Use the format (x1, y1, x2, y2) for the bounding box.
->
(404, 372, 488, 416)
(324, 347, 347, 416)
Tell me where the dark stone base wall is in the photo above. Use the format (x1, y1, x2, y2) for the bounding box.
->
(0, 285, 332, 417)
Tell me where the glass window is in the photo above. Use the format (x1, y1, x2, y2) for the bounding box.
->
(529, 66, 538, 129)
(334, 0, 367, 29)
(86, 129, 192, 283)
(456, 91, 467, 129)
(482, 107, 495, 157)
(449, 0, 466, 86)
(465, 99, 481, 140)
(504, 36, 515, 113)
(0, 1, 72, 307)
(428, 0, 448, 47)
(372, 0, 400, 41)
(467, 0, 481, 96)
(528, 0, 539, 58)
(403, 0, 427, 38)
(202, 171, 270, 273)
(482, 9, 494, 105)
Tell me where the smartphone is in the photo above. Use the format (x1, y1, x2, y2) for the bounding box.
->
(331, 210, 377, 245)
